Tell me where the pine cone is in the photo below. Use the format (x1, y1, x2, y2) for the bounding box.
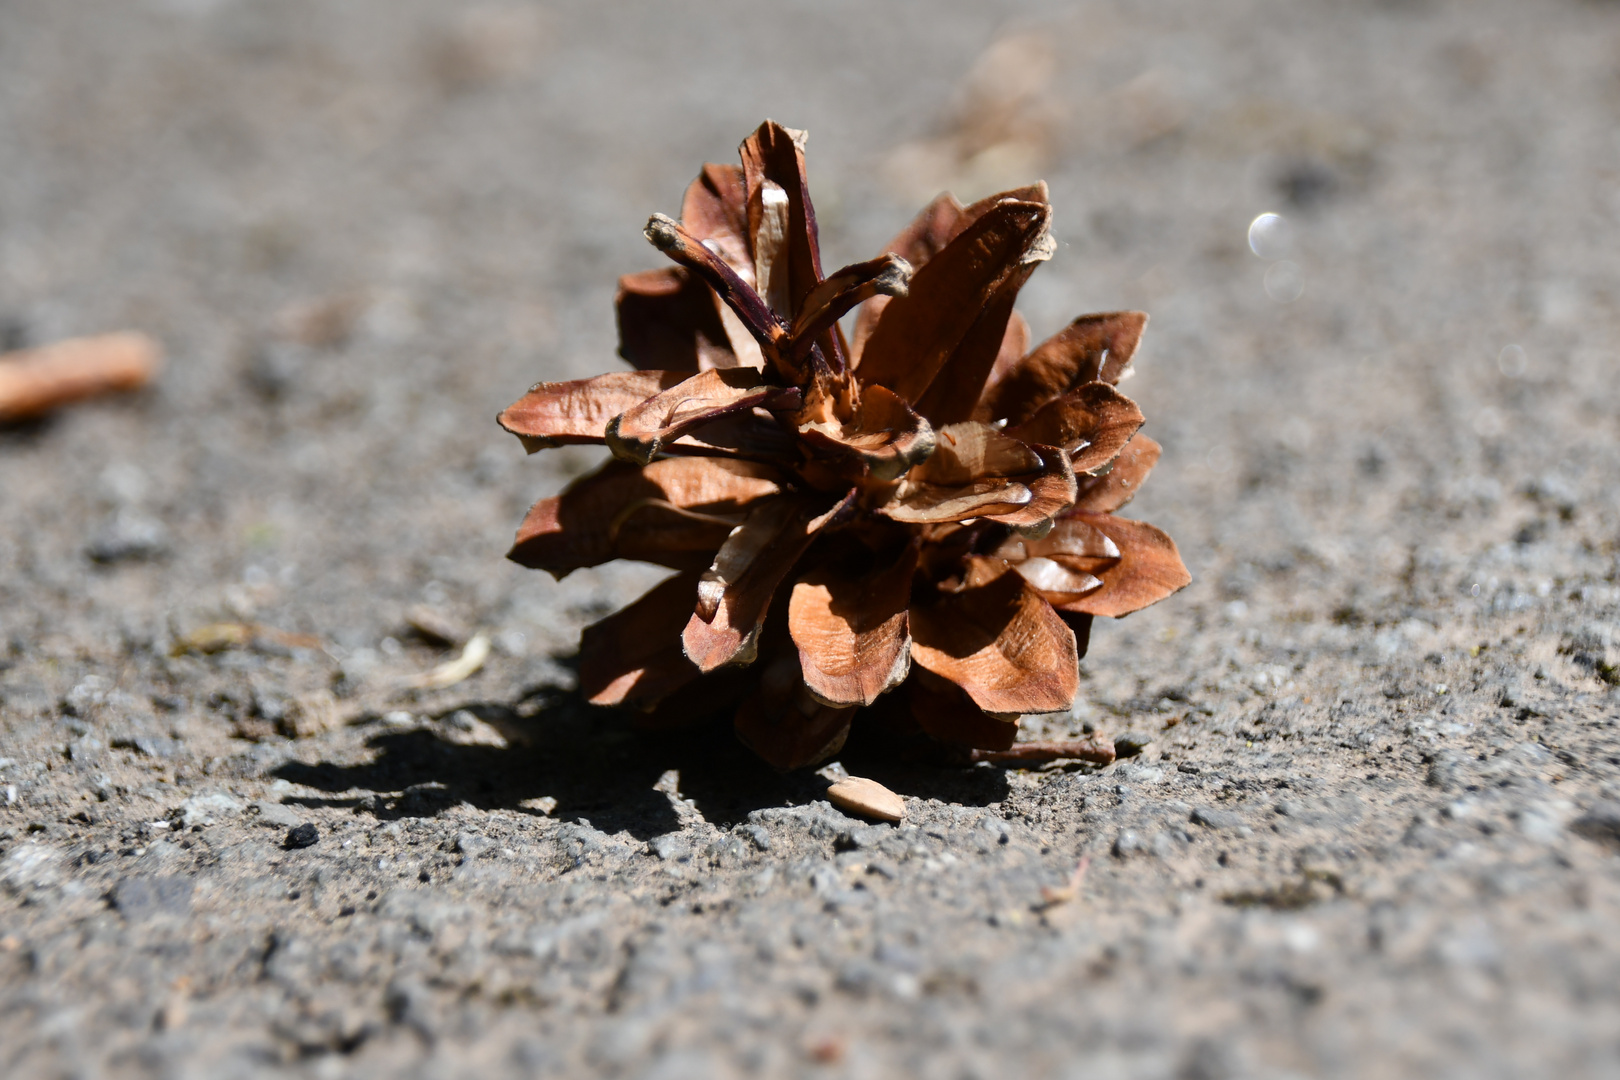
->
(499, 121, 1189, 769)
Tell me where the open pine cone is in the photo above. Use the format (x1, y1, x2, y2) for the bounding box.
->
(499, 121, 1190, 769)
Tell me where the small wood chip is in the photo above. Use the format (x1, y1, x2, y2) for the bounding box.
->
(0, 332, 162, 422)
(826, 775, 906, 822)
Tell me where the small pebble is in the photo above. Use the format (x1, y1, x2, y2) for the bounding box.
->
(112, 876, 192, 921)
(251, 801, 303, 829)
(1190, 807, 1248, 832)
(826, 776, 906, 823)
(284, 823, 320, 850)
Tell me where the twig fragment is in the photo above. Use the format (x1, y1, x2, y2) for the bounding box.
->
(970, 734, 1116, 766)
(0, 332, 162, 422)
(172, 622, 324, 656)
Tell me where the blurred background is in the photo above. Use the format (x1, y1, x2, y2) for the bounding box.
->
(3, 0, 1617, 683)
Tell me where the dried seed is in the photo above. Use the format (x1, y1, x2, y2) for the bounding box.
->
(826, 776, 906, 822)
(406, 632, 490, 691)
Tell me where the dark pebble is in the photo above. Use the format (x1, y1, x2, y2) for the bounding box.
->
(1570, 802, 1620, 852)
(1114, 733, 1156, 758)
(285, 823, 320, 849)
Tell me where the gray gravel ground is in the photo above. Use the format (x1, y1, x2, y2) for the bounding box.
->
(4, 1, 1620, 1077)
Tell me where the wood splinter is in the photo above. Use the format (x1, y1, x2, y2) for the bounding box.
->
(969, 734, 1116, 767)
(0, 332, 162, 422)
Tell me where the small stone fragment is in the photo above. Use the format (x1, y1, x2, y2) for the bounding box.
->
(1190, 807, 1249, 832)
(112, 875, 192, 921)
(279, 689, 341, 739)
(1113, 732, 1157, 758)
(172, 792, 243, 829)
(251, 801, 303, 829)
(130, 734, 182, 759)
(284, 823, 320, 850)
(1570, 802, 1620, 852)
(826, 776, 906, 823)
(648, 834, 687, 861)
(86, 508, 168, 563)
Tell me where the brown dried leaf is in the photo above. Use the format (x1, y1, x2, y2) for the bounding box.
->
(789, 253, 912, 361)
(881, 422, 1069, 525)
(606, 367, 801, 465)
(908, 568, 1078, 715)
(1049, 512, 1191, 618)
(994, 514, 1119, 602)
(980, 442, 1075, 530)
(733, 648, 854, 769)
(615, 268, 737, 372)
(508, 457, 781, 577)
(910, 421, 1041, 484)
(797, 384, 936, 483)
(579, 572, 703, 707)
(850, 192, 965, 363)
(499, 370, 686, 451)
(740, 121, 825, 319)
(634, 666, 758, 732)
(1073, 433, 1161, 513)
(1006, 555, 1103, 602)
(681, 163, 753, 278)
(658, 409, 800, 461)
(909, 282, 1032, 425)
(855, 200, 1053, 405)
(1057, 610, 1093, 659)
(683, 492, 853, 672)
(644, 214, 789, 375)
(788, 543, 916, 707)
(849, 185, 1047, 368)
(976, 311, 1148, 425)
(906, 667, 1018, 750)
(1000, 514, 1121, 564)
(1004, 382, 1144, 473)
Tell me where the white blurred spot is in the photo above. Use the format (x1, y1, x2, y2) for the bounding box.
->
(1264, 261, 1304, 302)
(1497, 344, 1527, 378)
(1472, 408, 1504, 438)
(101, 462, 149, 505)
(496, 628, 529, 656)
(1248, 212, 1292, 259)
